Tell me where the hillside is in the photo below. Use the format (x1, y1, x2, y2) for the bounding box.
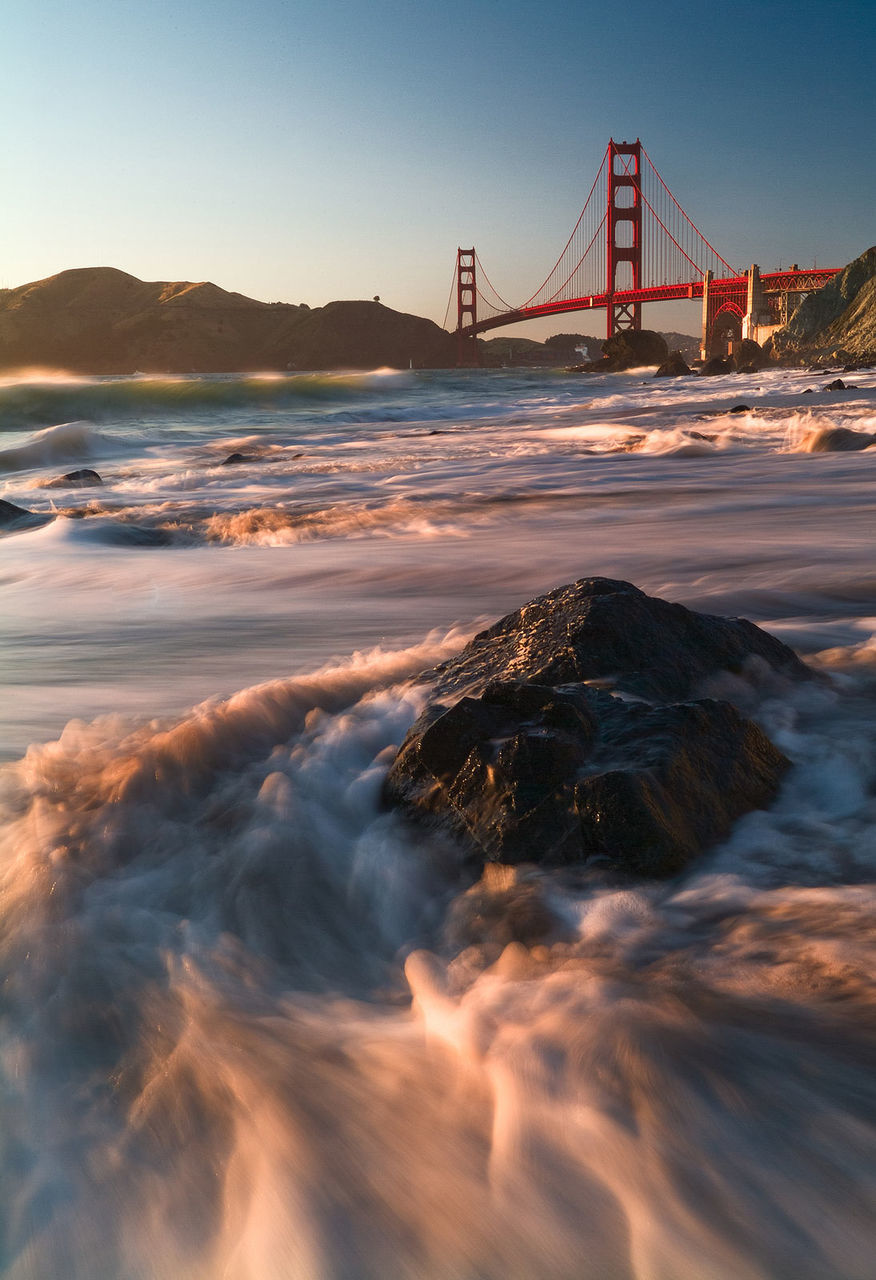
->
(767, 247, 876, 362)
(0, 268, 456, 372)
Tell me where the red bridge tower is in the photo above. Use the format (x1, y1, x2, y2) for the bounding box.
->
(607, 139, 642, 337)
(455, 249, 480, 366)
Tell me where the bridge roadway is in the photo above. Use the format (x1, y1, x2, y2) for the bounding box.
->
(458, 268, 841, 339)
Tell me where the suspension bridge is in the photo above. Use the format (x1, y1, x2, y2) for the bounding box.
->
(446, 139, 840, 366)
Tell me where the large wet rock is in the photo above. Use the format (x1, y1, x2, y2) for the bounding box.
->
(431, 578, 810, 704)
(602, 329, 668, 370)
(384, 579, 807, 879)
(385, 679, 789, 877)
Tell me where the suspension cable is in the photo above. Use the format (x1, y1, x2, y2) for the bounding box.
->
(640, 145, 736, 274)
(521, 144, 610, 307)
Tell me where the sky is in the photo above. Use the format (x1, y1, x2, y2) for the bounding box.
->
(3, 0, 875, 340)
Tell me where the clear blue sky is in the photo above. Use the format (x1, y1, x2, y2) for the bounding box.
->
(3, 0, 874, 339)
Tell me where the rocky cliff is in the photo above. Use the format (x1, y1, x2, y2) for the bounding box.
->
(767, 247, 876, 363)
(0, 268, 456, 373)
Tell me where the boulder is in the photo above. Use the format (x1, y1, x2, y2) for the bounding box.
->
(601, 329, 669, 370)
(430, 578, 810, 705)
(44, 468, 103, 488)
(385, 679, 789, 878)
(654, 350, 692, 377)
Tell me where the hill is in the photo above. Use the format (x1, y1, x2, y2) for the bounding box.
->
(0, 268, 456, 372)
(767, 247, 876, 363)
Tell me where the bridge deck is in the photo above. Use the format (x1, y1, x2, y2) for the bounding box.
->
(459, 269, 840, 338)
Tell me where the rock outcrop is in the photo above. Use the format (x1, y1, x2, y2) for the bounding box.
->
(767, 247, 876, 363)
(570, 330, 669, 373)
(601, 329, 669, 370)
(384, 578, 809, 879)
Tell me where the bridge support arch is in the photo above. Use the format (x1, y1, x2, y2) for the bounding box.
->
(701, 269, 747, 358)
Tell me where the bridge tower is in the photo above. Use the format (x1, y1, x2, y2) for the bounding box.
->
(455, 248, 481, 366)
(607, 139, 642, 338)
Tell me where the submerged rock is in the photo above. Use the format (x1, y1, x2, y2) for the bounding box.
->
(384, 579, 808, 880)
(45, 468, 103, 488)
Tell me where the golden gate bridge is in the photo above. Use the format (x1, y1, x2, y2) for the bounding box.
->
(446, 139, 840, 365)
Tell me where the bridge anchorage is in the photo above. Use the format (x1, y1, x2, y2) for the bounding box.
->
(449, 138, 840, 367)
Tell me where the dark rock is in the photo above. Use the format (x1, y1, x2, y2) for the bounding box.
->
(654, 351, 692, 378)
(729, 404, 752, 414)
(701, 355, 736, 375)
(385, 679, 789, 878)
(45, 468, 103, 488)
(0, 499, 51, 531)
(220, 452, 251, 465)
(431, 578, 810, 705)
(601, 329, 669, 371)
(0, 498, 35, 525)
(824, 378, 848, 391)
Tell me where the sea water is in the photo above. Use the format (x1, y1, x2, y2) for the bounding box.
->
(0, 366, 874, 1278)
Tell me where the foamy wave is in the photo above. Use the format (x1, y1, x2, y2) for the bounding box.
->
(0, 369, 420, 433)
(204, 500, 473, 545)
(796, 425, 876, 452)
(0, 419, 112, 473)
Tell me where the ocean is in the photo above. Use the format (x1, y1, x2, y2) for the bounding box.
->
(1, 365, 874, 1278)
